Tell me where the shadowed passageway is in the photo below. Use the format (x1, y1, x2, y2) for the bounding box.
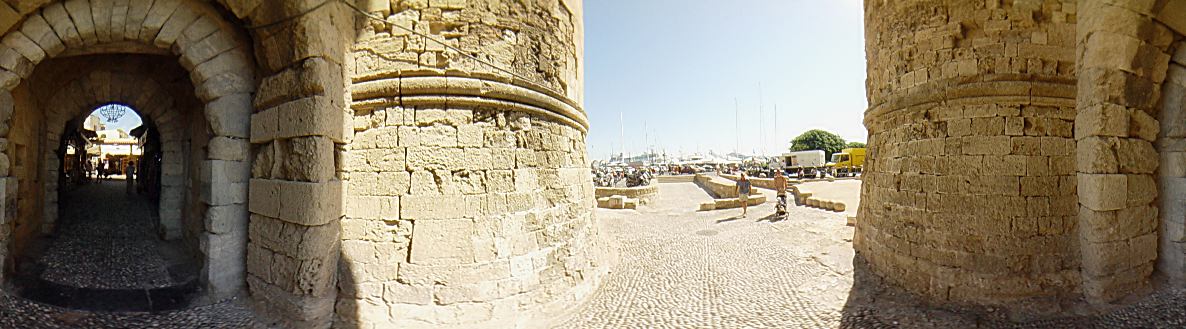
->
(0, 178, 261, 329)
(11, 178, 198, 311)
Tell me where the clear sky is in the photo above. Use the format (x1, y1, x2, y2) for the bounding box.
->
(584, 0, 867, 160)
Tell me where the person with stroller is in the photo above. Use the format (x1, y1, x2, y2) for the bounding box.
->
(773, 170, 789, 217)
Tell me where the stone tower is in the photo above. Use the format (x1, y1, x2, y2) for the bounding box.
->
(336, 0, 608, 328)
(0, 0, 605, 328)
(859, 0, 1186, 308)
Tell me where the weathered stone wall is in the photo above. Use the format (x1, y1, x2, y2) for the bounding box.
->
(861, 0, 1186, 308)
(1075, 1, 1184, 302)
(336, 1, 604, 328)
(3, 83, 38, 276)
(858, 0, 1081, 305)
(1159, 41, 1186, 285)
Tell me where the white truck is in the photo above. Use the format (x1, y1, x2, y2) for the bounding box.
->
(781, 150, 826, 179)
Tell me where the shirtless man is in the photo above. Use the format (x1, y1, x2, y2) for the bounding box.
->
(773, 171, 788, 215)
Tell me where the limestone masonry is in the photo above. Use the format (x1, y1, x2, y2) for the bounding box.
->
(859, 0, 1186, 309)
(0, 0, 605, 328)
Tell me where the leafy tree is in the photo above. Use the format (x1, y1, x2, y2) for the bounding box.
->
(846, 141, 866, 149)
(790, 129, 847, 158)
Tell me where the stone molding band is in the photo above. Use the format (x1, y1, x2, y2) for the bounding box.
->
(865, 77, 1078, 121)
(350, 75, 589, 132)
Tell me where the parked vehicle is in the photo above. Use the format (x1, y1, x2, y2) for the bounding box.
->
(829, 148, 866, 177)
(781, 150, 826, 179)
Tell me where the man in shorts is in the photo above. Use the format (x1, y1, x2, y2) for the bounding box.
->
(736, 173, 752, 217)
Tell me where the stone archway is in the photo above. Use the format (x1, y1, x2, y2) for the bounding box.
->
(37, 62, 194, 240)
(0, 0, 255, 301)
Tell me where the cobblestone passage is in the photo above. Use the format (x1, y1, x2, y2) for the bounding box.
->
(0, 293, 260, 329)
(40, 179, 176, 290)
(0, 179, 265, 328)
(559, 182, 856, 328)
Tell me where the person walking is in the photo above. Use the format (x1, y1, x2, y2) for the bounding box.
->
(736, 172, 752, 217)
(773, 170, 788, 215)
(125, 161, 136, 194)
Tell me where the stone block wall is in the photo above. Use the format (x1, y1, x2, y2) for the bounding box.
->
(858, 0, 1081, 305)
(1075, 1, 1184, 302)
(861, 0, 1186, 308)
(336, 0, 606, 328)
(1158, 44, 1186, 284)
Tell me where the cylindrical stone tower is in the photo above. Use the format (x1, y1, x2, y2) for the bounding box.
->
(338, 0, 608, 328)
(857, 0, 1080, 304)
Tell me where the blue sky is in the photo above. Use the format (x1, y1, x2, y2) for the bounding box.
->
(584, 0, 867, 160)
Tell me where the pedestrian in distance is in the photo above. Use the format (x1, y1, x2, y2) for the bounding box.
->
(736, 172, 752, 217)
(125, 161, 137, 194)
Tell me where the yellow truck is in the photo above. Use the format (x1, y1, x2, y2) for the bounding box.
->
(829, 148, 866, 177)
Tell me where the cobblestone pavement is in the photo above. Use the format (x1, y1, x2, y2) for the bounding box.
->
(0, 179, 267, 328)
(559, 182, 1186, 329)
(0, 292, 261, 329)
(40, 180, 175, 289)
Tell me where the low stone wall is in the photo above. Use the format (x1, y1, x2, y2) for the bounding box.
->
(595, 184, 659, 204)
(719, 174, 784, 191)
(693, 174, 766, 210)
(787, 185, 846, 212)
(656, 175, 695, 183)
(698, 194, 767, 211)
(694, 174, 741, 198)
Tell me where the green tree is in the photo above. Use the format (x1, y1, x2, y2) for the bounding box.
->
(846, 141, 866, 148)
(790, 129, 847, 158)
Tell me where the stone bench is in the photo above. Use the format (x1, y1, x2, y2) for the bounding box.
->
(597, 195, 639, 209)
(789, 184, 848, 212)
(595, 184, 658, 205)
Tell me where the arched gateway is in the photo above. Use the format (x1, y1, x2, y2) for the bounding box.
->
(0, 1, 605, 328)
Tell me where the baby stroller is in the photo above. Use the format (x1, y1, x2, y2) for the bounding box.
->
(776, 194, 788, 218)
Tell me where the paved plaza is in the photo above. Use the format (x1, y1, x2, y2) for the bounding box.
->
(560, 182, 1186, 329)
(560, 182, 857, 328)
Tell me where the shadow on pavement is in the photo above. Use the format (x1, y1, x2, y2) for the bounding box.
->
(753, 212, 785, 223)
(714, 215, 746, 224)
